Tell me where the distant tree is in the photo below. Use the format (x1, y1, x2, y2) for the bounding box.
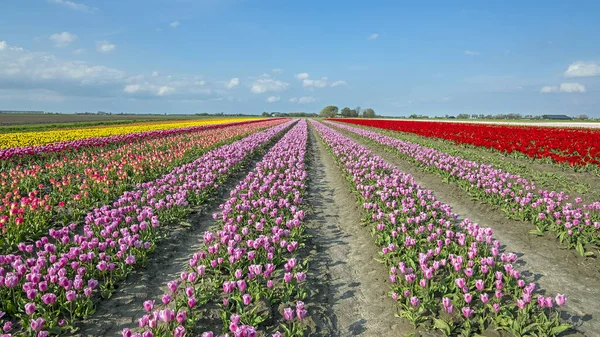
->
(576, 114, 589, 120)
(409, 114, 418, 119)
(320, 105, 339, 118)
(261, 111, 270, 117)
(362, 108, 376, 118)
(355, 106, 362, 117)
(340, 107, 352, 117)
(457, 113, 470, 119)
(349, 109, 359, 117)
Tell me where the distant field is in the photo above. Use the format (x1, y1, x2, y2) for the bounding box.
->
(378, 118, 600, 128)
(0, 117, 263, 148)
(0, 114, 259, 133)
(0, 113, 219, 126)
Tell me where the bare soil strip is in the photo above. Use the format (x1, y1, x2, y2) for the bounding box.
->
(336, 127, 600, 337)
(304, 126, 438, 337)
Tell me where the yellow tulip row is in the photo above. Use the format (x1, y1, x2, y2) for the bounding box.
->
(0, 118, 263, 149)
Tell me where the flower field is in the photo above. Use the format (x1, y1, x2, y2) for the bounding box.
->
(1, 117, 599, 337)
(0, 118, 263, 150)
(329, 118, 600, 169)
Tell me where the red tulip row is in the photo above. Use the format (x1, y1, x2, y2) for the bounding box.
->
(329, 118, 600, 168)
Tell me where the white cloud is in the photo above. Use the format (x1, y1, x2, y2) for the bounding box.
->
(226, 77, 240, 89)
(157, 86, 175, 96)
(48, 0, 97, 12)
(564, 61, 600, 78)
(124, 84, 141, 93)
(0, 41, 124, 84)
(73, 48, 85, 55)
(96, 41, 116, 53)
(272, 68, 283, 74)
(152, 71, 159, 77)
(289, 96, 315, 104)
(464, 50, 480, 56)
(303, 77, 328, 88)
(50, 32, 77, 47)
(559, 82, 586, 93)
(170, 21, 180, 28)
(250, 79, 289, 94)
(331, 80, 346, 87)
(295, 72, 309, 80)
(266, 96, 280, 103)
(540, 82, 586, 93)
(368, 33, 379, 40)
(0, 41, 223, 101)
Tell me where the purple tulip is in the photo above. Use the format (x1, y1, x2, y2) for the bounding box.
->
(556, 294, 567, 306)
(25, 302, 36, 315)
(283, 307, 294, 321)
(242, 293, 252, 305)
(173, 325, 186, 337)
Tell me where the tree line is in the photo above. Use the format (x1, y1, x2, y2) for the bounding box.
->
(319, 105, 376, 118)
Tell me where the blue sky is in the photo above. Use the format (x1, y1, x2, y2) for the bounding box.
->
(1, 0, 599, 116)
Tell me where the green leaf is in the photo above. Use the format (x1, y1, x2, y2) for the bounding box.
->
(433, 318, 451, 336)
(551, 324, 572, 334)
(576, 242, 585, 257)
(529, 229, 544, 236)
(584, 251, 595, 257)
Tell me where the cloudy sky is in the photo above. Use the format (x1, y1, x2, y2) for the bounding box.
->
(1, 0, 599, 116)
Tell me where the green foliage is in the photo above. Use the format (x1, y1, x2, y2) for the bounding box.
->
(362, 108, 376, 118)
(320, 105, 339, 117)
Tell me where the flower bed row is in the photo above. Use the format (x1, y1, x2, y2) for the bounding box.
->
(0, 121, 294, 336)
(312, 120, 570, 336)
(122, 119, 309, 337)
(0, 119, 265, 150)
(326, 121, 600, 256)
(0, 120, 285, 252)
(0, 119, 271, 162)
(328, 118, 600, 169)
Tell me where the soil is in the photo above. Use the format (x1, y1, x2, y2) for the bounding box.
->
(303, 125, 438, 337)
(334, 126, 600, 337)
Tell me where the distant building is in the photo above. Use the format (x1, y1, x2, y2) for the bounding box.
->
(542, 114, 573, 120)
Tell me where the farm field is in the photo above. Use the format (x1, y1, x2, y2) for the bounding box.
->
(0, 117, 263, 149)
(0, 114, 214, 126)
(1, 118, 599, 337)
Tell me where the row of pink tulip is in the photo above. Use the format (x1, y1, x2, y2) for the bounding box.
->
(0, 120, 271, 161)
(312, 120, 570, 336)
(326, 121, 600, 256)
(122, 120, 309, 337)
(0, 121, 294, 337)
(1, 120, 284, 251)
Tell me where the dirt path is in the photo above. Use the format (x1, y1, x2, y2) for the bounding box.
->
(335, 127, 600, 337)
(304, 126, 438, 337)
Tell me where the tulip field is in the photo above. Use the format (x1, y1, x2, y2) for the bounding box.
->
(1, 117, 599, 337)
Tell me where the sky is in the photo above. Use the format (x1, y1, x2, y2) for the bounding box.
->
(1, 0, 600, 117)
